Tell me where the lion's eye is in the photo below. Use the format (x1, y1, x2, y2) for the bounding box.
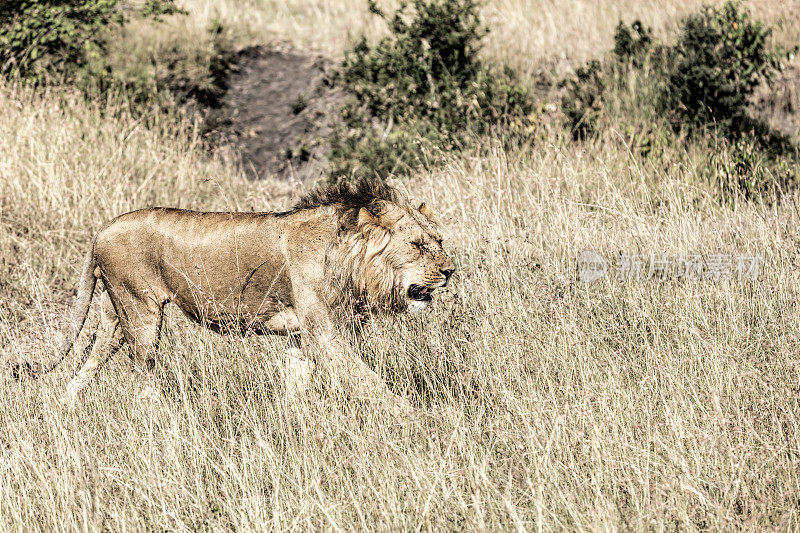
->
(411, 241, 425, 251)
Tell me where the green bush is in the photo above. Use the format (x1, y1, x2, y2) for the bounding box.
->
(560, 2, 794, 142)
(140, 0, 187, 21)
(558, 60, 604, 141)
(659, 1, 789, 133)
(330, 0, 536, 181)
(557, 1, 797, 199)
(558, 20, 665, 142)
(613, 20, 653, 66)
(1, 0, 189, 97)
(0, 0, 122, 83)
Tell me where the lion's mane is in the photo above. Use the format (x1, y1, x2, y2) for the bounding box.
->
(278, 179, 408, 312)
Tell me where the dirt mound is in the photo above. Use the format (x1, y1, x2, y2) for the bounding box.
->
(207, 46, 344, 182)
(751, 65, 800, 139)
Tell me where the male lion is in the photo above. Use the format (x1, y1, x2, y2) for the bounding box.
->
(24, 179, 455, 409)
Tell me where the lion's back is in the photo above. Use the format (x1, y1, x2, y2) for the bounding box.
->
(93, 208, 292, 307)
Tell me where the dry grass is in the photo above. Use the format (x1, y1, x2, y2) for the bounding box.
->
(2, 0, 800, 530)
(113, 0, 800, 84)
(482, 0, 800, 79)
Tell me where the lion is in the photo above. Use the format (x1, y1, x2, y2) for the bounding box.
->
(20, 179, 455, 411)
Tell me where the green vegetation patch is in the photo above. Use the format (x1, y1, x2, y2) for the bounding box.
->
(0, 0, 223, 111)
(330, 0, 537, 181)
(661, 2, 787, 133)
(0, 0, 122, 83)
(559, 1, 798, 201)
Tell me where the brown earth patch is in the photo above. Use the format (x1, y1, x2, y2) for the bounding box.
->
(751, 65, 800, 141)
(205, 46, 345, 182)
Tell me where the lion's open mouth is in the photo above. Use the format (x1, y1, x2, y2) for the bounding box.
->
(407, 284, 433, 302)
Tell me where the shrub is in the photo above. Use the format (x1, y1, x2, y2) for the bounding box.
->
(710, 136, 795, 202)
(0, 0, 188, 93)
(0, 0, 122, 83)
(558, 20, 665, 142)
(659, 1, 790, 133)
(330, 0, 536, 181)
(557, 1, 797, 199)
(558, 60, 604, 141)
(613, 20, 653, 66)
(560, 2, 794, 142)
(140, 0, 187, 21)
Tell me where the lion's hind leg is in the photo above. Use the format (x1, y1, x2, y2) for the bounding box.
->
(107, 285, 167, 402)
(62, 292, 124, 405)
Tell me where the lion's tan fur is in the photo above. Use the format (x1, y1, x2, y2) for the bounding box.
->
(33, 180, 454, 409)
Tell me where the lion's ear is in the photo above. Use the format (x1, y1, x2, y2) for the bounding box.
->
(418, 202, 436, 221)
(370, 200, 390, 215)
(357, 206, 381, 228)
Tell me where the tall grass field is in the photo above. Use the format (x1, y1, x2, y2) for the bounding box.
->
(1, 0, 799, 530)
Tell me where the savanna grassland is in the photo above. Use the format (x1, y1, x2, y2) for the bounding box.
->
(2, 0, 800, 531)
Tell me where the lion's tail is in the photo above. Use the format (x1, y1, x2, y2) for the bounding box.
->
(16, 242, 98, 377)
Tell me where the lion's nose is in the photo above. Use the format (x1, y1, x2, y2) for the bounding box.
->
(440, 267, 455, 281)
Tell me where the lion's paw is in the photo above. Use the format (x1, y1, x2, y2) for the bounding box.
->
(135, 377, 163, 405)
(284, 347, 315, 400)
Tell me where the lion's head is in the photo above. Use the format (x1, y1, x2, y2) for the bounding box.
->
(352, 196, 455, 312)
(291, 179, 455, 313)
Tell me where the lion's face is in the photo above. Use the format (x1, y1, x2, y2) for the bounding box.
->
(356, 200, 455, 313)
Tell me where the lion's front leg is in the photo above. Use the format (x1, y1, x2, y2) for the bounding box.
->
(313, 329, 413, 417)
(294, 288, 413, 416)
